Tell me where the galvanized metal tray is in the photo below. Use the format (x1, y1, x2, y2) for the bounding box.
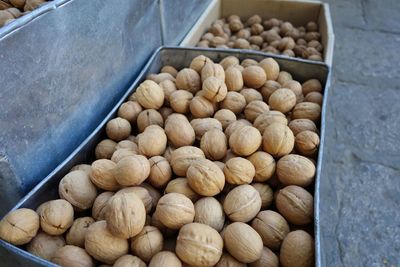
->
(0, 47, 330, 266)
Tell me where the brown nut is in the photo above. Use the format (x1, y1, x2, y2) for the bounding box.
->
(247, 151, 275, 182)
(190, 55, 213, 73)
(115, 186, 153, 213)
(114, 155, 150, 186)
(276, 185, 314, 225)
(191, 118, 223, 140)
(223, 222, 263, 263)
(194, 197, 225, 232)
(85, 221, 129, 264)
(27, 231, 65, 260)
(95, 139, 117, 159)
(155, 193, 195, 229)
(149, 251, 182, 267)
(277, 154, 315, 187)
(169, 90, 194, 113)
(216, 253, 246, 267)
(305, 31, 320, 42)
(111, 149, 137, 163)
(38, 199, 74, 235)
(251, 183, 274, 209)
(137, 125, 167, 157)
(70, 164, 92, 176)
(249, 35, 264, 46)
(165, 113, 195, 148)
(0, 208, 39, 245)
(220, 91, 246, 114)
(214, 109, 237, 129)
(51, 245, 94, 267)
(201, 62, 225, 82)
(224, 119, 251, 139)
(66, 217, 95, 247)
(131, 226, 164, 262)
(161, 65, 178, 77)
(113, 255, 146, 267)
(229, 125, 262, 156)
(249, 246, 279, 267)
(304, 91, 323, 106)
(288, 119, 318, 136)
(106, 117, 131, 141)
(244, 100, 269, 122)
(115, 139, 137, 152)
(278, 37, 296, 51)
(224, 66, 243, 93)
(236, 29, 251, 39)
(136, 108, 163, 132)
(187, 158, 225, 196)
(9, 0, 25, 9)
(280, 230, 314, 267)
(251, 23, 264, 35)
(170, 146, 205, 176)
(160, 80, 177, 105)
(302, 79, 322, 95)
(165, 178, 200, 202)
(159, 106, 174, 121)
(175, 68, 201, 94)
(90, 159, 120, 191)
(202, 76, 228, 103)
(240, 88, 263, 103)
(141, 183, 162, 209)
(282, 80, 304, 103)
(292, 102, 321, 122)
(295, 130, 320, 156)
(117, 101, 143, 125)
(262, 123, 294, 157)
(261, 80, 281, 102)
(135, 80, 165, 109)
(253, 110, 287, 134)
(277, 71, 292, 85)
(200, 129, 228, 161)
(23, 0, 45, 11)
(224, 157, 255, 185)
(176, 223, 223, 266)
(147, 73, 175, 84)
(190, 95, 215, 118)
(252, 210, 290, 250)
(92, 191, 114, 220)
(219, 56, 240, 70)
(59, 170, 97, 210)
(223, 184, 261, 222)
(242, 65, 267, 89)
(148, 156, 172, 188)
(269, 88, 297, 114)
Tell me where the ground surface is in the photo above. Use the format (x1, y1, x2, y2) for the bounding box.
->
(320, 0, 400, 266)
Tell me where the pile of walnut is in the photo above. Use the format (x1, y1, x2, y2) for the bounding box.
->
(197, 14, 323, 62)
(0, 0, 47, 27)
(0, 55, 323, 267)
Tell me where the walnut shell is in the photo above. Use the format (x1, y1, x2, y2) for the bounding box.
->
(252, 210, 290, 250)
(170, 146, 205, 176)
(59, 170, 97, 210)
(220, 56, 240, 70)
(176, 223, 223, 266)
(141, 183, 162, 210)
(229, 125, 262, 156)
(194, 197, 225, 232)
(95, 139, 117, 159)
(214, 109, 237, 129)
(244, 100, 269, 122)
(223, 184, 261, 222)
(247, 151, 275, 182)
(201, 62, 225, 82)
(304, 91, 323, 106)
(165, 113, 195, 148)
(190, 95, 215, 118)
(116, 140, 138, 151)
(159, 106, 174, 121)
(242, 65, 267, 89)
(175, 68, 201, 94)
(135, 80, 165, 109)
(160, 80, 177, 105)
(149, 251, 182, 267)
(115, 186, 153, 213)
(0, 208, 39, 245)
(191, 118, 223, 140)
(241, 59, 258, 68)
(280, 230, 314, 267)
(24, 0, 45, 11)
(131, 226, 164, 262)
(276, 185, 314, 225)
(276, 154, 315, 187)
(190, 55, 213, 73)
(137, 125, 167, 157)
(224, 119, 251, 139)
(234, 38, 250, 49)
(200, 129, 228, 160)
(251, 183, 273, 209)
(51, 245, 94, 267)
(223, 157, 255, 185)
(71, 164, 92, 176)
(114, 155, 150, 186)
(113, 255, 146, 267)
(249, 246, 279, 267)
(202, 76, 228, 102)
(106, 117, 131, 141)
(165, 178, 200, 202)
(240, 88, 263, 103)
(216, 253, 246, 267)
(277, 71, 292, 85)
(137, 109, 164, 133)
(225, 66, 243, 92)
(229, 19, 243, 32)
(90, 159, 119, 191)
(223, 222, 263, 263)
(262, 123, 294, 158)
(66, 217, 95, 247)
(288, 119, 318, 136)
(161, 65, 178, 77)
(27, 231, 65, 260)
(253, 110, 287, 134)
(295, 130, 320, 156)
(38, 199, 74, 235)
(147, 73, 175, 84)
(92, 191, 114, 220)
(118, 101, 143, 124)
(292, 102, 321, 122)
(269, 88, 297, 114)
(283, 80, 304, 103)
(302, 79, 322, 95)
(148, 156, 172, 188)
(220, 92, 246, 114)
(169, 90, 194, 113)
(155, 193, 195, 229)
(187, 159, 225, 196)
(85, 221, 129, 264)
(261, 80, 281, 102)
(111, 149, 137, 163)
(259, 58, 280, 81)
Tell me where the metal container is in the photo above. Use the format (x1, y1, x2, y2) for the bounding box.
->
(0, 0, 162, 214)
(180, 0, 335, 66)
(0, 47, 330, 266)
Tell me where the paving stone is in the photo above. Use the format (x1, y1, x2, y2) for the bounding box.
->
(324, 0, 365, 29)
(364, 0, 400, 33)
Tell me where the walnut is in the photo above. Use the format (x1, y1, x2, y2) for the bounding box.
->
(223, 157, 255, 185)
(262, 123, 294, 158)
(137, 109, 164, 133)
(95, 139, 117, 159)
(135, 80, 165, 109)
(165, 178, 200, 203)
(288, 119, 318, 136)
(137, 125, 167, 157)
(170, 146, 205, 176)
(106, 117, 131, 141)
(38, 199, 74, 235)
(169, 90, 194, 113)
(117, 101, 143, 124)
(229, 125, 262, 156)
(295, 130, 320, 156)
(92, 191, 114, 220)
(66, 217, 95, 247)
(214, 109, 237, 129)
(131, 226, 164, 262)
(191, 118, 223, 140)
(223, 184, 261, 222)
(155, 193, 195, 229)
(200, 129, 228, 160)
(51, 245, 94, 267)
(251, 183, 274, 209)
(114, 155, 150, 186)
(225, 66, 243, 92)
(268, 88, 297, 114)
(190, 55, 213, 73)
(175, 68, 201, 94)
(27, 231, 65, 260)
(220, 92, 246, 114)
(201, 62, 225, 82)
(292, 102, 321, 122)
(115, 186, 153, 214)
(164, 113, 195, 148)
(242, 65, 267, 89)
(190, 95, 215, 118)
(240, 88, 263, 103)
(194, 197, 225, 232)
(247, 151, 275, 182)
(113, 255, 146, 267)
(201, 76, 228, 102)
(277, 154, 315, 187)
(149, 251, 182, 267)
(90, 159, 119, 191)
(280, 230, 314, 267)
(148, 156, 172, 188)
(244, 100, 269, 122)
(249, 246, 279, 267)
(219, 56, 239, 70)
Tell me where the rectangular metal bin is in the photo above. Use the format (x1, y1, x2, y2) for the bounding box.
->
(0, 47, 330, 266)
(180, 0, 335, 66)
(0, 0, 162, 215)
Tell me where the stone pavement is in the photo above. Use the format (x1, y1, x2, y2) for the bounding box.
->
(320, 0, 400, 266)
